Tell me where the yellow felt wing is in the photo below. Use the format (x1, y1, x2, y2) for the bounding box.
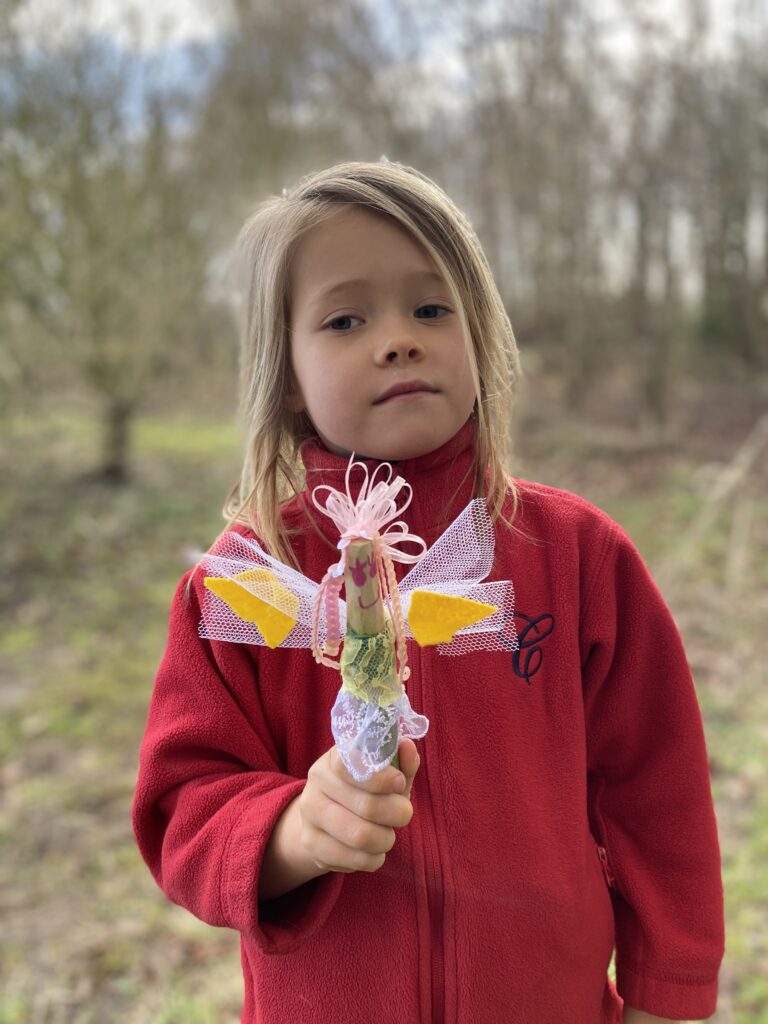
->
(407, 590, 497, 646)
(204, 568, 299, 649)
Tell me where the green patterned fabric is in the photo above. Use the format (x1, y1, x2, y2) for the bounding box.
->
(340, 621, 402, 708)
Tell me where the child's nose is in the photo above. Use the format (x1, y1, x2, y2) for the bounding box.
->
(375, 327, 425, 365)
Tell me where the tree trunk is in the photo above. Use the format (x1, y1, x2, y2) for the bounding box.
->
(99, 397, 133, 484)
(643, 201, 675, 432)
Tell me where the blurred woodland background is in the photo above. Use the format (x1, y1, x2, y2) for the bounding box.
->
(1, 0, 766, 1020)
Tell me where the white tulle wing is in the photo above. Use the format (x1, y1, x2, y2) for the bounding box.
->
(399, 498, 494, 590)
(398, 499, 519, 655)
(195, 498, 518, 656)
(196, 531, 346, 649)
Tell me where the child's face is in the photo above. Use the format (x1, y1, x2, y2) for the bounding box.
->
(287, 206, 477, 461)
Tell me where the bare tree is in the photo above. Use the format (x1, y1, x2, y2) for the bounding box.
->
(1, 9, 210, 480)
(431, 0, 612, 408)
(190, 0, 432, 231)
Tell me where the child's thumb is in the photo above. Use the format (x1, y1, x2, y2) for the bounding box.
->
(398, 739, 420, 797)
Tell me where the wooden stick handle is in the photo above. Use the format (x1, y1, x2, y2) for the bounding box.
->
(343, 540, 385, 634)
(343, 540, 400, 772)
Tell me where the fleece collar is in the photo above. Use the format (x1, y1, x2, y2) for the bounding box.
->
(297, 419, 477, 545)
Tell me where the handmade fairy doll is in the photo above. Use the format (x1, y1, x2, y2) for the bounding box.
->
(198, 456, 516, 781)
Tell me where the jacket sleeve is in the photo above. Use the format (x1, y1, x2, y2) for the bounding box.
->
(581, 522, 725, 1020)
(131, 570, 343, 954)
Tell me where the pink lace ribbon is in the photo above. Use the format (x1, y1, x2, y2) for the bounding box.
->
(312, 458, 426, 565)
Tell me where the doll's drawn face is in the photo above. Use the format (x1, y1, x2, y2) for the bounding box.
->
(287, 206, 477, 461)
(349, 554, 379, 609)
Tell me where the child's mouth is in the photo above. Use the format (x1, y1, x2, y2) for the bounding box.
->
(373, 380, 438, 404)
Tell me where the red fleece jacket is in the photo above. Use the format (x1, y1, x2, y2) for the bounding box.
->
(132, 423, 724, 1024)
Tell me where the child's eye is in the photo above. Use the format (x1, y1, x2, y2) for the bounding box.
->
(325, 315, 363, 331)
(416, 304, 450, 319)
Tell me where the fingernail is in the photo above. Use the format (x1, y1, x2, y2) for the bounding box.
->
(394, 773, 406, 793)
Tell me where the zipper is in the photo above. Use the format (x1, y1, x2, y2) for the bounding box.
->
(411, 647, 446, 1023)
(420, 749, 445, 1023)
(597, 845, 616, 889)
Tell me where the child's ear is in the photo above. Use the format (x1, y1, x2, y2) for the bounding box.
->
(285, 391, 306, 413)
(284, 362, 306, 413)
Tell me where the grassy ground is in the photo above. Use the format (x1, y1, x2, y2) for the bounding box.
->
(1, 409, 245, 1024)
(1, 389, 766, 1022)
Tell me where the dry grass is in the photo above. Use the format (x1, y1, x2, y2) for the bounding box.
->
(1, 379, 766, 1022)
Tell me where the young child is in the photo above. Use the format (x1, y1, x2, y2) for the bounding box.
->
(132, 160, 724, 1024)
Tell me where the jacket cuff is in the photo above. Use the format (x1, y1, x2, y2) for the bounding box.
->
(617, 960, 719, 1020)
(220, 778, 344, 954)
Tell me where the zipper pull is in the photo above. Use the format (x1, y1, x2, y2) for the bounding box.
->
(597, 845, 616, 889)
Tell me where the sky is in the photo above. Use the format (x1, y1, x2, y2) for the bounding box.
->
(12, 0, 225, 50)
(12, 0, 749, 56)
(11, 0, 762, 296)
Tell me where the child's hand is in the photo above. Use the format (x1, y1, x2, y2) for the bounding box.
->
(297, 738, 420, 875)
(259, 739, 419, 901)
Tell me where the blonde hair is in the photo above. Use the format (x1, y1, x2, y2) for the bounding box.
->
(224, 159, 522, 566)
